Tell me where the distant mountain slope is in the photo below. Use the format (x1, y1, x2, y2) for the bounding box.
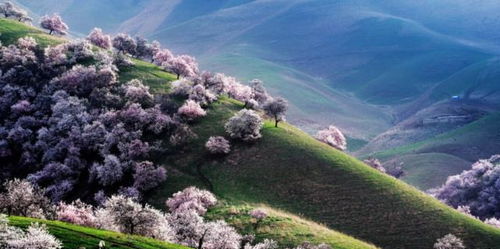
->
(18, 0, 500, 139)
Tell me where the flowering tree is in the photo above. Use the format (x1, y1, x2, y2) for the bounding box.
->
(315, 126, 347, 151)
(431, 155, 500, 220)
(225, 109, 263, 142)
(112, 33, 137, 55)
(123, 79, 154, 107)
(0, 179, 52, 219)
(205, 136, 231, 155)
(100, 195, 172, 239)
(433, 234, 465, 249)
(132, 161, 167, 192)
(244, 239, 279, 249)
(363, 158, 386, 173)
(201, 220, 242, 249)
(0, 218, 62, 249)
(227, 82, 253, 106)
(135, 37, 160, 61)
(178, 100, 207, 121)
(153, 49, 174, 66)
(162, 55, 199, 79)
(87, 28, 112, 49)
(56, 200, 96, 227)
(249, 209, 267, 230)
(250, 79, 270, 105)
(168, 209, 205, 247)
(40, 14, 69, 35)
(263, 97, 288, 128)
(189, 85, 217, 106)
(0, 2, 31, 23)
(166, 187, 217, 215)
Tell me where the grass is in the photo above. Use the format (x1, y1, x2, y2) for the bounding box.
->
(0, 18, 64, 47)
(8, 216, 187, 249)
(118, 58, 176, 93)
(206, 203, 378, 249)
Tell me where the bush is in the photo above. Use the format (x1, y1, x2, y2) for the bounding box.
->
(205, 136, 231, 155)
(225, 109, 263, 142)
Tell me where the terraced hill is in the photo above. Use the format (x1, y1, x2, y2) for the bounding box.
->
(3, 18, 500, 249)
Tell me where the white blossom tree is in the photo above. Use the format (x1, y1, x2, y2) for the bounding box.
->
(315, 126, 347, 151)
(433, 234, 465, 249)
(263, 97, 288, 128)
(225, 109, 263, 142)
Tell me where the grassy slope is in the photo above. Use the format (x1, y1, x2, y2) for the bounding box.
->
(148, 98, 500, 249)
(387, 153, 471, 190)
(9, 216, 187, 249)
(207, 203, 378, 249)
(0, 19, 64, 46)
(0, 18, 378, 249)
(372, 112, 500, 162)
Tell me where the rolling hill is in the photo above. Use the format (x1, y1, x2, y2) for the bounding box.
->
(0, 18, 380, 249)
(3, 17, 500, 249)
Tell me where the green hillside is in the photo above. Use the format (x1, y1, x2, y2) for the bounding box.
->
(0, 18, 381, 249)
(8, 216, 187, 249)
(206, 203, 378, 249)
(3, 17, 500, 249)
(147, 97, 500, 249)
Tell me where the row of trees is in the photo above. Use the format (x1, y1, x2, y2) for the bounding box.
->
(0, 180, 334, 249)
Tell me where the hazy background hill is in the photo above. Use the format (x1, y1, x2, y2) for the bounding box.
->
(13, 0, 500, 189)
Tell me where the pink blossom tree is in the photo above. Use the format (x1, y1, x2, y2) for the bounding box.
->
(87, 28, 112, 49)
(315, 126, 347, 151)
(56, 200, 96, 227)
(162, 55, 199, 79)
(153, 49, 174, 66)
(433, 234, 465, 249)
(178, 100, 207, 121)
(112, 33, 137, 55)
(40, 14, 69, 35)
(205, 136, 231, 155)
(166, 187, 217, 215)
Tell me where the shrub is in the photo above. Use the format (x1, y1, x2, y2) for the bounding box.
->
(225, 109, 263, 142)
(205, 136, 231, 155)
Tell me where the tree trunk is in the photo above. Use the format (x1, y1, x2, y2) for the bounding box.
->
(177, 74, 180, 79)
(49, 30, 53, 35)
(275, 120, 278, 128)
(198, 230, 207, 249)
